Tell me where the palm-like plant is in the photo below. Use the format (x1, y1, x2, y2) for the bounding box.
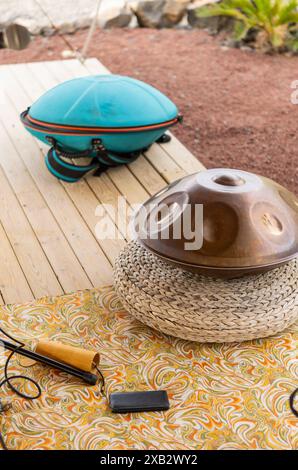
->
(196, 0, 298, 51)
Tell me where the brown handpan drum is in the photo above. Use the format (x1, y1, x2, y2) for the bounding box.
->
(134, 168, 298, 278)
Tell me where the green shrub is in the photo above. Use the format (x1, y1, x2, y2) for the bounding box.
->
(196, 0, 298, 51)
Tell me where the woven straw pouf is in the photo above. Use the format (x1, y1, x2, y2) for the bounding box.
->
(114, 241, 298, 343)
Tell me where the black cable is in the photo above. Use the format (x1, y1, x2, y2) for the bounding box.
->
(0, 327, 42, 450)
(0, 430, 8, 450)
(0, 327, 105, 450)
(0, 323, 295, 450)
(289, 388, 298, 418)
(95, 365, 105, 397)
(0, 327, 42, 400)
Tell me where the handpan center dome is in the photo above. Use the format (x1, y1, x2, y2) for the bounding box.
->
(213, 173, 245, 187)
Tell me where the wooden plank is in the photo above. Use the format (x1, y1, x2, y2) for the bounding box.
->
(71, 57, 111, 75)
(128, 156, 166, 197)
(0, 81, 94, 294)
(107, 165, 149, 205)
(40, 60, 76, 84)
(50, 175, 125, 265)
(2, 63, 113, 287)
(82, 57, 110, 75)
(163, 133, 206, 173)
(0, 164, 63, 298)
(0, 103, 92, 294)
(85, 172, 132, 242)
(144, 145, 187, 184)
(0, 219, 33, 304)
(28, 61, 64, 92)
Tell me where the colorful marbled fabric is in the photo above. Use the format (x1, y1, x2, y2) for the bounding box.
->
(0, 286, 297, 450)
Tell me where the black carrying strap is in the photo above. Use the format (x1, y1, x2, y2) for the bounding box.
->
(45, 137, 145, 182)
(46, 147, 104, 182)
(46, 136, 108, 160)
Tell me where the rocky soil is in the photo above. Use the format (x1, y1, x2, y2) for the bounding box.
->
(0, 27, 297, 193)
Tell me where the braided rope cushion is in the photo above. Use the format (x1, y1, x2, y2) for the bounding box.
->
(114, 241, 298, 343)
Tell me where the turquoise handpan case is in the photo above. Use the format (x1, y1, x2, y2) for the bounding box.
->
(20, 75, 182, 182)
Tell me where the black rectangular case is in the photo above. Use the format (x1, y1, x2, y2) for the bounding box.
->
(109, 390, 170, 413)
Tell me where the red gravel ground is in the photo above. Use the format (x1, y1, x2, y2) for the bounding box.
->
(1, 28, 297, 193)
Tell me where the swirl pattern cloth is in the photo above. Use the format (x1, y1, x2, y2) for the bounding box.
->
(0, 286, 297, 450)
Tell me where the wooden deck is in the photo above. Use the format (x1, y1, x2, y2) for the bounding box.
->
(0, 58, 205, 304)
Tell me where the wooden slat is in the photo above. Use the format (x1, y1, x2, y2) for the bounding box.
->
(0, 164, 63, 298)
(144, 145, 187, 184)
(163, 133, 205, 173)
(0, 219, 33, 303)
(36, 60, 74, 84)
(0, 98, 92, 293)
(85, 172, 132, 242)
(69, 57, 110, 76)
(108, 165, 150, 205)
(1, 64, 113, 286)
(41, 60, 76, 82)
(128, 156, 166, 196)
